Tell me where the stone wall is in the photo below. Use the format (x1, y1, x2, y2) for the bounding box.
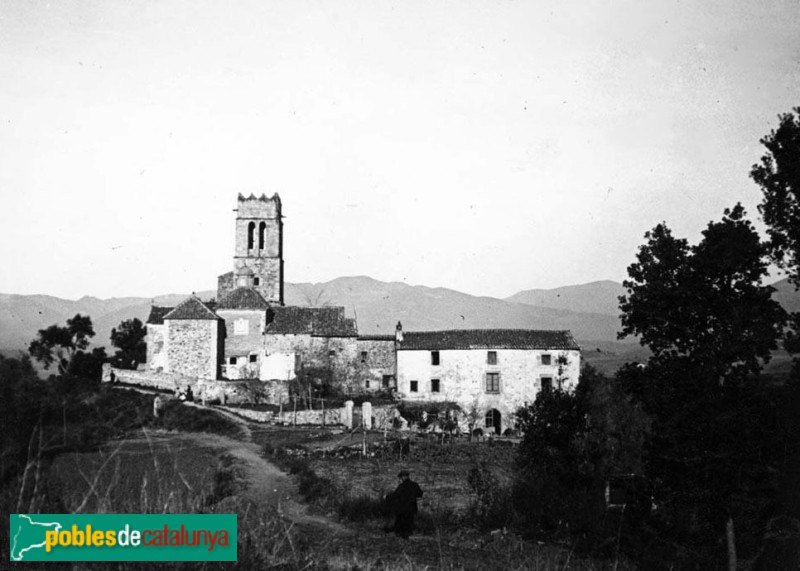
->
(146, 323, 167, 371)
(103, 365, 271, 404)
(165, 319, 220, 380)
(356, 337, 396, 391)
(217, 309, 267, 368)
(396, 348, 581, 433)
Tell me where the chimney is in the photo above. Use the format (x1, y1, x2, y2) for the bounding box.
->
(395, 321, 403, 343)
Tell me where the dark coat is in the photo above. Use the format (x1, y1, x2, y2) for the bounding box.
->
(388, 479, 423, 515)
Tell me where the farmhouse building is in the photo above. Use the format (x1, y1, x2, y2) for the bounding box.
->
(395, 326, 581, 434)
(141, 193, 582, 425)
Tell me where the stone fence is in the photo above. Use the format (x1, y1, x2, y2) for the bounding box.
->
(102, 365, 273, 404)
(104, 365, 399, 429)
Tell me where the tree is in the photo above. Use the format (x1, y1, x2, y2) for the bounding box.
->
(28, 314, 96, 376)
(751, 108, 800, 287)
(110, 317, 147, 370)
(514, 365, 651, 548)
(619, 205, 786, 385)
(751, 108, 800, 380)
(618, 207, 790, 569)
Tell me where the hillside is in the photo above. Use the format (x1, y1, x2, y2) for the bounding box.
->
(2, 277, 796, 374)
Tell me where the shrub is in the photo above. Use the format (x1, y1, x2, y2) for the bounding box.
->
(467, 462, 514, 529)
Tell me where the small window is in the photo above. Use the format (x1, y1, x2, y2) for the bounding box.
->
(365, 380, 370, 389)
(382, 375, 393, 388)
(229, 357, 237, 365)
(487, 351, 497, 365)
(431, 379, 440, 393)
(541, 377, 553, 393)
(485, 372, 500, 393)
(410, 380, 419, 392)
(431, 351, 440, 366)
(328, 350, 336, 357)
(541, 354, 552, 366)
(253, 277, 260, 286)
(249, 354, 257, 363)
(361, 351, 368, 363)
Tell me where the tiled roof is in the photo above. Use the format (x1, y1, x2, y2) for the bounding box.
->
(163, 296, 220, 321)
(357, 334, 396, 341)
(265, 306, 358, 337)
(217, 287, 270, 310)
(398, 329, 581, 351)
(146, 306, 173, 325)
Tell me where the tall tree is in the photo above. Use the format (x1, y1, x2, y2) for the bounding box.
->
(110, 317, 147, 369)
(751, 108, 800, 287)
(618, 207, 788, 569)
(751, 108, 800, 375)
(619, 204, 786, 384)
(28, 314, 96, 376)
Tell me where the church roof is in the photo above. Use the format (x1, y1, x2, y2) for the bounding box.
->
(163, 296, 220, 321)
(397, 329, 580, 351)
(146, 306, 173, 325)
(217, 287, 270, 310)
(265, 306, 357, 337)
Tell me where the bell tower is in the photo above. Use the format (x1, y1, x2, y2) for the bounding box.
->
(232, 193, 284, 305)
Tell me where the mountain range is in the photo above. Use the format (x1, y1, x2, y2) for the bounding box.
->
(2, 277, 797, 374)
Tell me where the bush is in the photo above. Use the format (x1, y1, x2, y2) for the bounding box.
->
(468, 463, 514, 529)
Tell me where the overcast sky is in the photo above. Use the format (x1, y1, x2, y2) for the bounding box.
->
(1, 0, 798, 300)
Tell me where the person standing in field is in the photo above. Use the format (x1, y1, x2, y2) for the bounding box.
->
(385, 470, 423, 539)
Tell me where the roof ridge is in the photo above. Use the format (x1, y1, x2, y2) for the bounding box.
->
(163, 295, 219, 320)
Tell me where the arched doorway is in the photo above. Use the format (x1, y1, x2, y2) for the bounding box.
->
(485, 409, 502, 435)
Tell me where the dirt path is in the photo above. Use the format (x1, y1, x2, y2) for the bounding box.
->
(112, 387, 349, 534)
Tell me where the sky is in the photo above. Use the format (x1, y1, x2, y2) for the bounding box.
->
(1, 0, 798, 300)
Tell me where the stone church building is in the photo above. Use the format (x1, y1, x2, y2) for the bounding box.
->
(143, 193, 581, 433)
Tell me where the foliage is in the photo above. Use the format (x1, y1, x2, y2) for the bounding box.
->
(110, 317, 147, 370)
(28, 314, 99, 376)
(751, 107, 800, 288)
(467, 462, 514, 529)
(619, 205, 786, 385)
(514, 365, 651, 548)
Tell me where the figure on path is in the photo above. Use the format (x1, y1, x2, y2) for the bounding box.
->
(385, 470, 423, 539)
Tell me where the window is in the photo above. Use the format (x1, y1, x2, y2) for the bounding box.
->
(365, 380, 370, 389)
(410, 380, 419, 392)
(253, 277, 260, 286)
(229, 357, 237, 365)
(258, 221, 266, 250)
(328, 350, 336, 357)
(382, 375, 393, 388)
(431, 379, 440, 393)
(249, 354, 257, 363)
(360, 351, 368, 363)
(541, 377, 553, 393)
(541, 354, 552, 366)
(485, 372, 500, 393)
(487, 351, 497, 365)
(234, 319, 249, 335)
(431, 351, 440, 366)
(247, 222, 255, 249)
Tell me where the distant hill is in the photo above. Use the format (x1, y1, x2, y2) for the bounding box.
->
(504, 280, 626, 317)
(2, 276, 796, 375)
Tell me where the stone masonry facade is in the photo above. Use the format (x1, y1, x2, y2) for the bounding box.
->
(137, 194, 582, 427)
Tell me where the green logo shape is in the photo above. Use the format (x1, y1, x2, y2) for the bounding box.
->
(9, 514, 237, 562)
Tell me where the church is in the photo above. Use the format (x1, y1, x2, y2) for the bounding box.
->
(141, 193, 581, 433)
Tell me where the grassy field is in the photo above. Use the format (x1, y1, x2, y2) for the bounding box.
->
(3, 389, 638, 570)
